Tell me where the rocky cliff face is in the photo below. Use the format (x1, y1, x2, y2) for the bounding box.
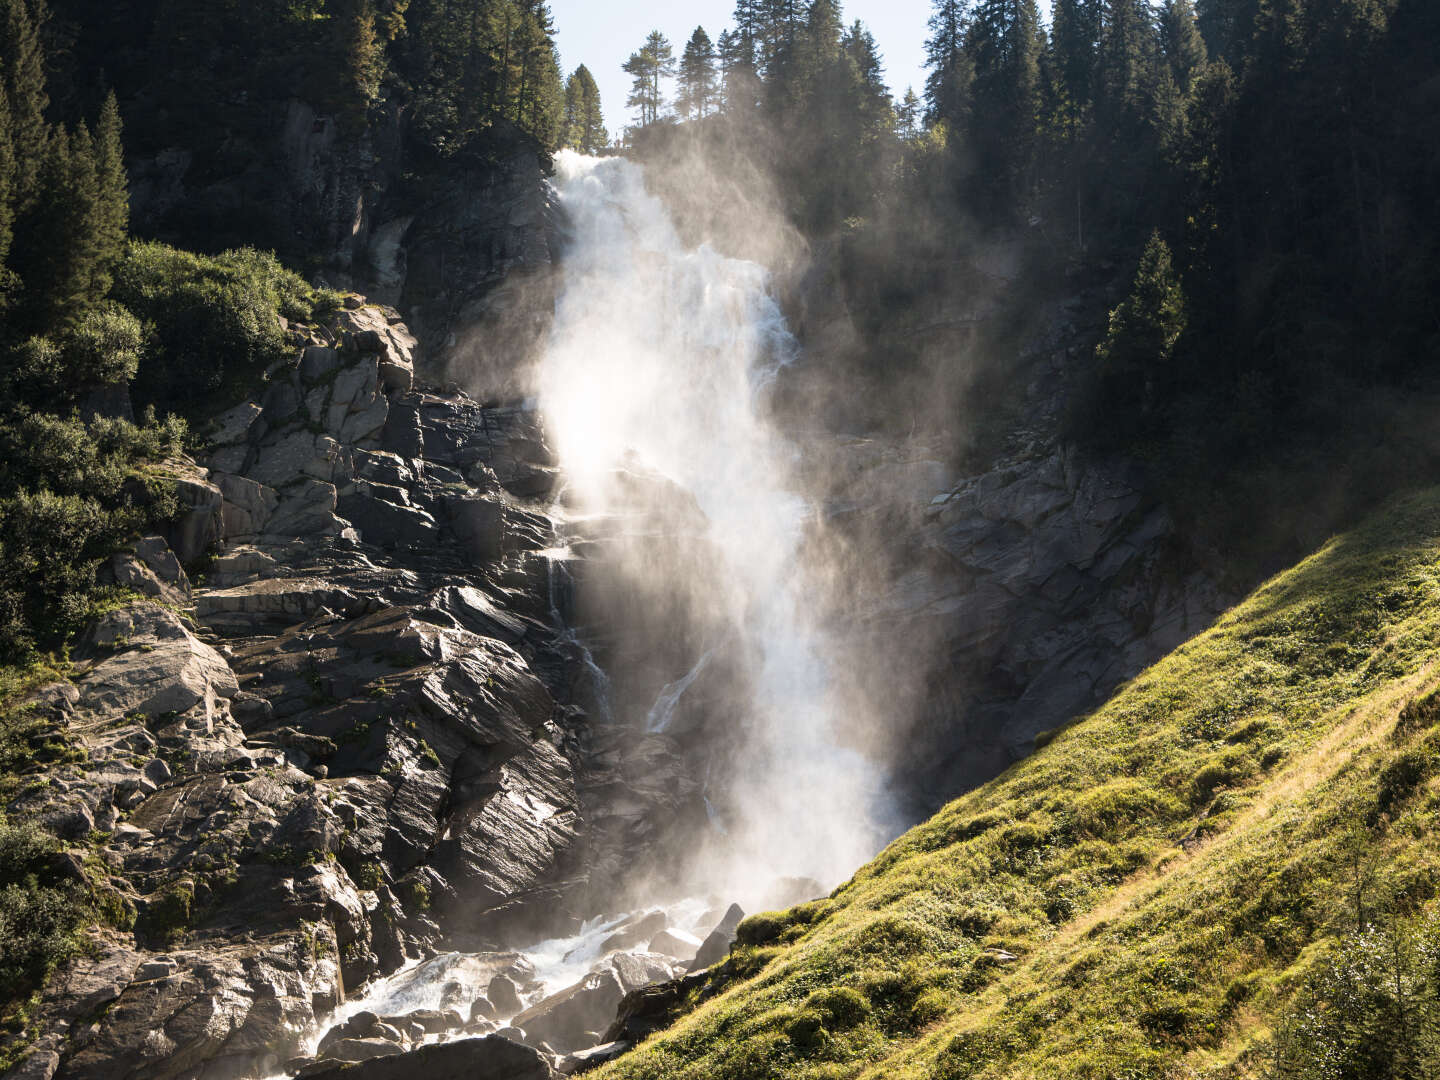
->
(809, 285, 1232, 811)
(3, 302, 699, 1080)
(132, 111, 559, 400)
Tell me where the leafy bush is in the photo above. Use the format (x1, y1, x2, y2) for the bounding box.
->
(113, 241, 338, 418)
(0, 411, 186, 660)
(0, 818, 84, 1005)
(2, 304, 144, 405)
(1271, 909, 1440, 1079)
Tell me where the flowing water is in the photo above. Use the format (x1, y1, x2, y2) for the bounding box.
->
(277, 152, 900, 1071)
(539, 150, 896, 897)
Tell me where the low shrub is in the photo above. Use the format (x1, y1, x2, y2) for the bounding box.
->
(0, 818, 85, 1007)
(114, 241, 339, 418)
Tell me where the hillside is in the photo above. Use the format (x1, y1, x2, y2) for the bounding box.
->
(595, 487, 1440, 1079)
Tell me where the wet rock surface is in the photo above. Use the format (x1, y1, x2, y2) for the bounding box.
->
(2, 303, 697, 1080)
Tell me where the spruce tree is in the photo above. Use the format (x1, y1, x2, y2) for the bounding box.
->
(677, 26, 718, 120)
(0, 0, 49, 210)
(924, 0, 973, 129)
(16, 124, 108, 326)
(1049, 0, 1100, 125)
(1094, 230, 1187, 432)
(1098, 0, 1158, 127)
(1159, 0, 1208, 91)
(969, 0, 1045, 207)
(896, 86, 922, 140)
(561, 65, 606, 153)
(93, 91, 128, 274)
(0, 84, 14, 286)
(719, 5, 762, 113)
(622, 30, 674, 127)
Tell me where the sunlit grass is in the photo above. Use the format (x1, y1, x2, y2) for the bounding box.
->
(597, 487, 1440, 1079)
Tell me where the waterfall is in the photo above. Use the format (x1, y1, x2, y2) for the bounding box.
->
(538, 152, 895, 896)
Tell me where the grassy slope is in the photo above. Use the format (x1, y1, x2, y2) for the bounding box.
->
(598, 487, 1440, 1080)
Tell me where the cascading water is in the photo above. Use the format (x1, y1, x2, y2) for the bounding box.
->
(539, 151, 897, 897)
(269, 154, 901, 1076)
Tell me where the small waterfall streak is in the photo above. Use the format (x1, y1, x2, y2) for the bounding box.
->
(644, 648, 712, 733)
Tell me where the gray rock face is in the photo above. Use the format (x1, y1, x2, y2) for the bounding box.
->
(5, 299, 699, 1080)
(690, 903, 746, 970)
(848, 438, 1229, 806)
(513, 953, 678, 1054)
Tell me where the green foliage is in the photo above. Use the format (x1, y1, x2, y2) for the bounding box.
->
(113, 241, 330, 417)
(1077, 231, 1188, 446)
(624, 30, 675, 127)
(0, 817, 85, 1007)
(1272, 909, 1440, 1079)
(402, 0, 565, 155)
(677, 27, 719, 121)
(135, 877, 194, 947)
(562, 64, 607, 153)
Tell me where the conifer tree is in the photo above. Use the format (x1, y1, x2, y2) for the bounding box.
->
(0, 84, 14, 284)
(924, 0, 973, 128)
(1159, 0, 1207, 92)
(16, 124, 108, 325)
(1098, 0, 1157, 127)
(93, 92, 128, 273)
(1093, 230, 1187, 430)
(1049, 0, 1100, 126)
(677, 26, 718, 120)
(562, 65, 606, 153)
(896, 86, 922, 140)
(622, 30, 674, 127)
(0, 0, 49, 210)
(968, 0, 1045, 204)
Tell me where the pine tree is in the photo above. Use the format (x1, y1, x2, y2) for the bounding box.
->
(331, 0, 385, 119)
(896, 86, 922, 139)
(562, 65, 606, 153)
(0, 84, 14, 285)
(1098, 0, 1158, 126)
(1049, 0, 1101, 126)
(924, 0, 973, 128)
(93, 92, 128, 274)
(969, 0, 1045, 206)
(15, 124, 107, 326)
(1159, 0, 1208, 92)
(677, 26, 718, 120)
(0, 0, 49, 210)
(759, 0, 802, 77)
(1093, 231, 1187, 431)
(719, 0, 764, 112)
(622, 29, 674, 127)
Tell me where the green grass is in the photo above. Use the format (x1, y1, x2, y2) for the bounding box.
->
(597, 487, 1440, 1080)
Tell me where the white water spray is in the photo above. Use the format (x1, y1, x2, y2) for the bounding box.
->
(539, 152, 895, 896)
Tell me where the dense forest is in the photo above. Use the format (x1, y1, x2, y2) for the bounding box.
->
(0, 0, 591, 666)
(614, 0, 1440, 567)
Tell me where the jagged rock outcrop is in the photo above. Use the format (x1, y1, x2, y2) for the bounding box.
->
(819, 297, 1232, 809)
(3, 302, 697, 1080)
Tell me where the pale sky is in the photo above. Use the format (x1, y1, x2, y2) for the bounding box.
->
(549, 0, 1054, 139)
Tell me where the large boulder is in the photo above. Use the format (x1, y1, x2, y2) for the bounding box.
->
(513, 953, 677, 1054)
(74, 604, 238, 719)
(317, 1035, 558, 1080)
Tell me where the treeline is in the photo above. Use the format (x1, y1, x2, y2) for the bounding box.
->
(45, 0, 567, 157)
(619, 1, 896, 233)
(0, 0, 336, 662)
(627, 0, 1440, 562)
